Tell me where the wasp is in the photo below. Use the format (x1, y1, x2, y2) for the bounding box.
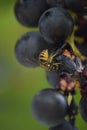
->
(39, 49, 62, 71)
(39, 43, 83, 74)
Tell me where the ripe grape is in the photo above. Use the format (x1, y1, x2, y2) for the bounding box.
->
(74, 126, 78, 130)
(65, 0, 87, 15)
(31, 88, 68, 126)
(79, 96, 87, 122)
(76, 16, 87, 41)
(39, 7, 74, 44)
(75, 26, 87, 58)
(49, 120, 73, 130)
(47, 0, 66, 8)
(14, 0, 49, 27)
(46, 71, 60, 88)
(15, 32, 53, 67)
(82, 66, 87, 79)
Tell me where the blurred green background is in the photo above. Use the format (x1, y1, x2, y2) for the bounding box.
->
(0, 1, 87, 130)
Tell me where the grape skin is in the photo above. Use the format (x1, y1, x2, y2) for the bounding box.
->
(75, 22, 87, 57)
(65, 0, 87, 15)
(46, 71, 60, 88)
(14, 0, 49, 27)
(79, 96, 87, 122)
(39, 7, 74, 44)
(49, 120, 74, 130)
(15, 32, 53, 67)
(31, 88, 68, 126)
(47, 0, 66, 8)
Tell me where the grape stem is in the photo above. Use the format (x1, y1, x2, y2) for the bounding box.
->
(66, 26, 87, 61)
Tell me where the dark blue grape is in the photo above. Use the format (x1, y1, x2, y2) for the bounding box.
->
(73, 126, 78, 130)
(39, 7, 74, 44)
(75, 24, 87, 58)
(49, 120, 74, 130)
(47, 0, 66, 8)
(79, 96, 87, 122)
(31, 88, 68, 126)
(46, 71, 60, 88)
(82, 66, 87, 79)
(15, 32, 53, 67)
(75, 17, 87, 41)
(65, 0, 87, 15)
(14, 0, 49, 27)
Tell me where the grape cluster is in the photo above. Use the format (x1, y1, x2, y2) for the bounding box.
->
(14, 0, 87, 129)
